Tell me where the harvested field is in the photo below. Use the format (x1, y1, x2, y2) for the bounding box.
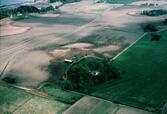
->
(93, 45, 120, 53)
(3, 51, 52, 87)
(63, 43, 93, 49)
(63, 96, 154, 114)
(63, 96, 119, 114)
(1, 0, 166, 89)
(49, 49, 71, 58)
(60, 2, 123, 14)
(14, 96, 69, 114)
(90, 3, 123, 13)
(49, 43, 93, 59)
(0, 19, 30, 37)
(37, 13, 60, 17)
(1, 0, 167, 113)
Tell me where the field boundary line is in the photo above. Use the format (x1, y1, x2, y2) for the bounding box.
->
(12, 97, 33, 113)
(112, 27, 167, 60)
(112, 32, 147, 60)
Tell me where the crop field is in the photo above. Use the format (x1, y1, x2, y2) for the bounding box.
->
(13, 96, 69, 114)
(90, 3, 123, 13)
(0, 83, 32, 113)
(91, 29, 167, 113)
(63, 96, 154, 114)
(39, 84, 84, 104)
(0, 83, 69, 114)
(63, 96, 119, 114)
(1, 0, 167, 113)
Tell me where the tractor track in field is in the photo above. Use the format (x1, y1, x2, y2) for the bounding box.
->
(0, 16, 98, 78)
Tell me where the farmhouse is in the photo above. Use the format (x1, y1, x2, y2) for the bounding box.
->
(89, 70, 100, 77)
(64, 59, 73, 63)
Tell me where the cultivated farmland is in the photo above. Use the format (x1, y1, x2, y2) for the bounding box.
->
(92, 29, 167, 113)
(0, 83, 70, 114)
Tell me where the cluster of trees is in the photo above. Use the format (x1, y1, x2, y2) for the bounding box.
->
(0, 0, 81, 19)
(141, 3, 158, 7)
(163, 19, 167, 24)
(0, 6, 39, 19)
(63, 58, 120, 92)
(16, 5, 40, 14)
(141, 9, 167, 16)
(0, 5, 54, 19)
(143, 18, 167, 33)
(2, 76, 17, 84)
(49, 0, 80, 3)
(143, 24, 158, 32)
(0, 8, 12, 19)
(143, 24, 162, 41)
(150, 33, 162, 41)
(95, 0, 106, 3)
(40, 6, 54, 12)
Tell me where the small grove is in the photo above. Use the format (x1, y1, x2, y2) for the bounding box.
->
(47, 56, 120, 93)
(0, 5, 54, 19)
(141, 9, 167, 16)
(51, 57, 120, 93)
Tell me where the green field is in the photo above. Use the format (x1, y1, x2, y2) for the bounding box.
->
(14, 96, 69, 114)
(0, 83, 32, 113)
(39, 84, 84, 104)
(0, 83, 69, 114)
(91, 29, 167, 113)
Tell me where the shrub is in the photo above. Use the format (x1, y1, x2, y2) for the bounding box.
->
(143, 24, 158, 32)
(150, 33, 162, 41)
(40, 6, 54, 12)
(141, 9, 167, 16)
(2, 77, 17, 84)
(16, 5, 40, 14)
(49, 0, 80, 3)
(163, 19, 167, 24)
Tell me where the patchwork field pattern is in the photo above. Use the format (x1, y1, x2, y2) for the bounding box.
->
(91, 29, 167, 113)
(40, 84, 84, 104)
(0, 83, 69, 114)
